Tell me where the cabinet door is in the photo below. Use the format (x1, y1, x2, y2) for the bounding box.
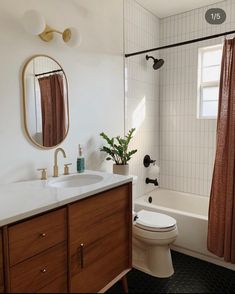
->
(0, 230, 3, 293)
(69, 184, 132, 293)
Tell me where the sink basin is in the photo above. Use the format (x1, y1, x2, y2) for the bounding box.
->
(48, 174, 103, 188)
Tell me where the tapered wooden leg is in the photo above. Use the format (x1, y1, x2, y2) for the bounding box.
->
(121, 276, 128, 293)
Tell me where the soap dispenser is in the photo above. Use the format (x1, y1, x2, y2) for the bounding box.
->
(77, 144, 85, 173)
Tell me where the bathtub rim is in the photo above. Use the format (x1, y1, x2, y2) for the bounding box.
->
(135, 188, 209, 221)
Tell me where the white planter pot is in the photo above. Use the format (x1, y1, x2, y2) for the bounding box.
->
(113, 164, 129, 176)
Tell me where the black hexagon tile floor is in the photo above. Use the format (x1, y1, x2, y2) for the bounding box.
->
(108, 251, 235, 293)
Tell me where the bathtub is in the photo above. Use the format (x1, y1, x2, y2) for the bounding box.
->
(135, 188, 235, 271)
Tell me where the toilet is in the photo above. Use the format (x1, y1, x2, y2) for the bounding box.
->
(133, 209, 178, 278)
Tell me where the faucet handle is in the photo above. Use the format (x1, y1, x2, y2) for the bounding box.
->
(64, 163, 72, 175)
(37, 168, 47, 180)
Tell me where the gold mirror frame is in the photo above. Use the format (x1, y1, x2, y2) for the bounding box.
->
(22, 55, 70, 149)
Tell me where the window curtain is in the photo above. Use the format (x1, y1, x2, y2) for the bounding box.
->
(207, 38, 235, 263)
(38, 74, 66, 147)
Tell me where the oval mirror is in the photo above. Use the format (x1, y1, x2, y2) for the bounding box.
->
(22, 55, 69, 149)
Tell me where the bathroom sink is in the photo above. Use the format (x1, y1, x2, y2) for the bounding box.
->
(48, 174, 104, 188)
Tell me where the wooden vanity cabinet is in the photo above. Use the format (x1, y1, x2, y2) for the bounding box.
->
(69, 184, 132, 293)
(1, 182, 132, 293)
(0, 230, 4, 293)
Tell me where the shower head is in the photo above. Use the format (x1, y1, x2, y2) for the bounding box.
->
(146, 55, 164, 70)
(153, 58, 164, 70)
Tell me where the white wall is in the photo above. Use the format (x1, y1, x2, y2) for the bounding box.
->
(0, 0, 124, 184)
(125, 0, 160, 198)
(159, 0, 235, 196)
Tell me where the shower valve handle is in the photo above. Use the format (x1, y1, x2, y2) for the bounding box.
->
(143, 155, 156, 167)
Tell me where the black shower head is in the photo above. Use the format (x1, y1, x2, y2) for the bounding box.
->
(146, 55, 164, 70)
(153, 58, 164, 70)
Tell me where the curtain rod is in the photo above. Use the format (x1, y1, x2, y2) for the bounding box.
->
(125, 29, 235, 58)
(35, 69, 63, 77)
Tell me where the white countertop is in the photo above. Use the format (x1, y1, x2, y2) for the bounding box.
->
(0, 170, 133, 227)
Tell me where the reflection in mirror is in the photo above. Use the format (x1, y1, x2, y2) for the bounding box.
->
(23, 55, 69, 149)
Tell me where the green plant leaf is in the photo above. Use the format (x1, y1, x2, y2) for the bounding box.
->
(100, 128, 137, 165)
(100, 132, 115, 147)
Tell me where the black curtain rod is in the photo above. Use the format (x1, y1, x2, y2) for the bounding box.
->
(125, 29, 235, 58)
(35, 69, 63, 77)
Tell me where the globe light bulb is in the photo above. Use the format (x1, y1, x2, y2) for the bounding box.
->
(22, 10, 46, 35)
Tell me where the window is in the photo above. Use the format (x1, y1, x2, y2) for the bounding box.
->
(198, 44, 223, 119)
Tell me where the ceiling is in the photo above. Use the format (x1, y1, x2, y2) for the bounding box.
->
(136, 0, 226, 18)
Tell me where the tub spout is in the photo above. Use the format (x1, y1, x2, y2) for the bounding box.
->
(146, 178, 159, 186)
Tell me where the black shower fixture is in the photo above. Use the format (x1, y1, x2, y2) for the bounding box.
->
(146, 177, 159, 186)
(143, 155, 156, 167)
(146, 55, 164, 70)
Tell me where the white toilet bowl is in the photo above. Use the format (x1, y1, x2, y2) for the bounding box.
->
(133, 210, 178, 278)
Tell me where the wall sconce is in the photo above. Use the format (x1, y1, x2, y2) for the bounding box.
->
(22, 10, 81, 48)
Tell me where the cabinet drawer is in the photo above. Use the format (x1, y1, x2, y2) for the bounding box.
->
(0, 230, 3, 293)
(9, 208, 67, 266)
(10, 243, 67, 293)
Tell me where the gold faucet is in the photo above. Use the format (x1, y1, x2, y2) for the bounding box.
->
(53, 148, 67, 177)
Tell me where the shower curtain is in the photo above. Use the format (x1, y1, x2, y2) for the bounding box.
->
(38, 74, 66, 147)
(208, 38, 235, 263)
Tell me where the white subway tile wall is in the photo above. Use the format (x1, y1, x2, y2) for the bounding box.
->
(125, 0, 235, 198)
(159, 0, 235, 196)
(125, 0, 160, 199)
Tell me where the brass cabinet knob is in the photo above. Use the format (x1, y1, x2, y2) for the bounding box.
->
(41, 268, 47, 273)
(39, 233, 46, 238)
(64, 163, 72, 175)
(37, 168, 47, 180)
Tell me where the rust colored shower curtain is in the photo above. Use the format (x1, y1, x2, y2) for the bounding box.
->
(208, 38, 235, 263)
(38, 74, 66, 147)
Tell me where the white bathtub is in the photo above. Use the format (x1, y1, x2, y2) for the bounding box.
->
(135, 188, 235, 271)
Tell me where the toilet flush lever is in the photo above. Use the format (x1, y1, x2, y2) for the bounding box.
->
(134, 215, 138, 222)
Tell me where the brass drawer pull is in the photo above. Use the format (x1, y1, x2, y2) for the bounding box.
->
(41, 268, 47, 273)
(39, 233, 47, 238)
(80, 243, 84, 269)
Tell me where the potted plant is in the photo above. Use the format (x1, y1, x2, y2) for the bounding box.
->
(100, 128, 137, 175)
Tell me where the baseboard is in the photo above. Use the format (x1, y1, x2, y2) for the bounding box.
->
(171, 245, 235, 271)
